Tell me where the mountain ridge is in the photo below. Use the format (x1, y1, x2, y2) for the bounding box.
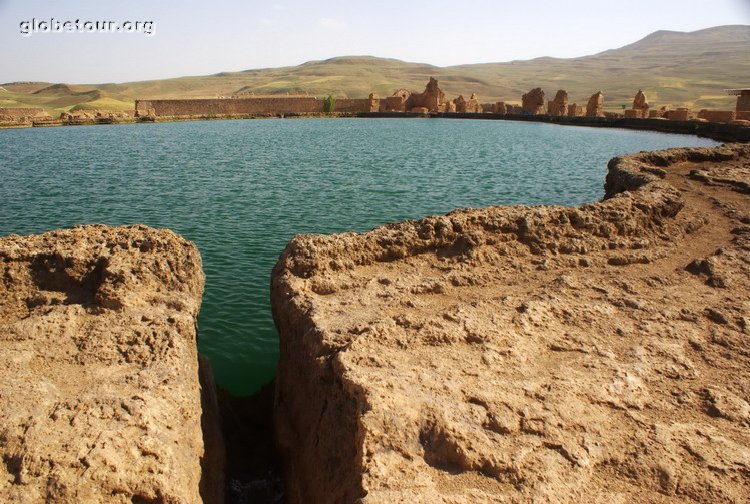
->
(2, 25, 748, 115)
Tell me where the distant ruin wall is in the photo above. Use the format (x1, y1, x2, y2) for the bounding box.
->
(135, 98, 324, 117)
(698, 110, 736, 123)
(0, 107, 48, 119)
(332, 99, 371, 114)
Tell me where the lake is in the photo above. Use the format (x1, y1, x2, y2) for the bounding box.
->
(0, 118, 719, 395)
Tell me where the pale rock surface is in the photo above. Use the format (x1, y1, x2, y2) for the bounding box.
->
(273, 144, 750, 503)
(0, 225, 216, 504)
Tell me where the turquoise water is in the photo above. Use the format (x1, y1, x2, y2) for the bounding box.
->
(0, 118, 718, 395)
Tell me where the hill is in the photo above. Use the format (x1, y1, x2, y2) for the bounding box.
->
(3, 25, 748, 115)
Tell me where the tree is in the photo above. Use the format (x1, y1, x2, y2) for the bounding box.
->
(323, 95, 335, 113)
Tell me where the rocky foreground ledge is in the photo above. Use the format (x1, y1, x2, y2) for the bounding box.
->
(272, 143, 750, 503)
(0, 225, 222, 504)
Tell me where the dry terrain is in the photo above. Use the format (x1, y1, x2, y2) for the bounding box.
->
(0, 226, 221, 504)
(2, 25, 747, 115)
(272, 144, 750, 503)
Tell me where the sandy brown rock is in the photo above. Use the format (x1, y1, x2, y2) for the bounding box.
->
(633, 89, 649, 111)
(407, 77, 447, 113)
(0, 225, 218, 504)
(272, 144, 750, 503)
(547, 90, 568, 116)
(586, 91, 605, 117)
(521, 88, 546, 115)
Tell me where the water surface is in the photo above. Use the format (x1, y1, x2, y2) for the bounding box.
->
(0, 118, 718, 395)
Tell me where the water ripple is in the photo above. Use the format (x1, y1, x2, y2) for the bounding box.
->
(0, 119, 718, 395)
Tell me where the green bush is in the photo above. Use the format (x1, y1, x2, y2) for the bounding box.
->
(323, 95, 335, 113)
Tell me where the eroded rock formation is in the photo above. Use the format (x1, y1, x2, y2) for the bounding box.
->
(465, 93, 482, 113)
(521, 87, 546, 115)
(633, 89, 649, 111)
(406, 77, 447, 113)
(567, 103, 584, 117)
(586, 91, 604, 117)
(0, 225, 222, 504)
(272, 144, 750, 503)
(547, 89, 569, 116)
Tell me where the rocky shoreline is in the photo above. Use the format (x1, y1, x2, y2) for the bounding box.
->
(2, 111, 749, 144)
(1, 144, 749, 503)
(272, 143, 750, 503)
(0, 225, 223, 504)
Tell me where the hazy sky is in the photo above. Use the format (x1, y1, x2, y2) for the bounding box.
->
(1, 0, 748, 84)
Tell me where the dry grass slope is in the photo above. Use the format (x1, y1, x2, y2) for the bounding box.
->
(2, 25, 748, 115)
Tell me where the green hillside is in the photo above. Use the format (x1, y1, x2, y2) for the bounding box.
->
(3, 25, 748, 115)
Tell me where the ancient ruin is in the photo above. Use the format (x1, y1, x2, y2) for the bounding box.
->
(726, 88, 750, 120)
(126, 80, 750, 127)
(698, 109, 736, 122)
(405, 77, 448, 112)
(0, 107, 51, 126)
(625, 89, 650, 118)
(547, 90, 568, 116)
(464, 93, 483, 114)
(521, 87, 546, 115)
(567, 103, 584, 117)
(586, 91, 605, 117)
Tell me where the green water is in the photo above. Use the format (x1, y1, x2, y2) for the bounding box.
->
(0, 118, 718, 395)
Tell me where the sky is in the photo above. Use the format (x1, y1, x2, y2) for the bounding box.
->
(0, 0, 748, 84)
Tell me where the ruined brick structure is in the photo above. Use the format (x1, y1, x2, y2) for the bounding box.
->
(726, 89, 750, 120)
(664, 108, 691, 121)
(521, 88, 546, 115)
(586, 91, 605, 117)
(567, 104, 584, 117)
(624, 89, 649, 118)
(698, 110, 736, 123)
(133, 78, 478, 118)
(405, 77, 447, 112)
(0, 107, 51, 125)
(547, 90, 568, 116)
(135, 97, 325, 117)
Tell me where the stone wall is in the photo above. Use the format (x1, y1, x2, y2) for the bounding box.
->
(698, 110, 737, 123)
(0, 107, 48, 118)
(567, 104, 584, 117)
(737, 94, 750, 112)
(624, 109, 648, 118)
(384, 96, 406, 112)
(135, 97, 324, 117)
(331, 99, 372, 114)
(664, 108, 691, 121)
